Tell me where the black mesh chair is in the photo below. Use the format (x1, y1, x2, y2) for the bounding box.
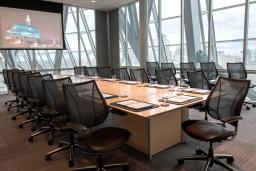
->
(200, 62, 218, 83)
(178, 77, 250, 171)
(3, 69, 16, 106)
(161, 62, 176, 75)
(130, 68, 150, 83)
(97, 67, 112, 78)
(28, 77, 72, 145)
(180, 62, 196, 84)
(17, 72, 41, 128)
(155, 68, 177, 85)
(56, 80, 130, 170)
(187, 71, 212, 120)
(227, 62, 256, 110)
(28, 74, 53, 131)
(112, 68, 130, 80)
(146, 62, 160, 77)
(187, 71, 212, 90)
(6, 69, 20, 110)
(11, 70, 32, 115)
(74, 66, 86, 75)
(85, 66, 98, 76)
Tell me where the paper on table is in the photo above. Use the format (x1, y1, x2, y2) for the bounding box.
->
(167, 95, 199, 103)
(122, 81, 138, 85)
(101, 93, 115, 99)
(116, 100, 138, 106)
(127, 102, 153, 109)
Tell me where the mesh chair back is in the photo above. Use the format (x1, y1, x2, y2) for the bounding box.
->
(98, 67, 112, 78)
(206, 77, 250, 127)
(161, 62, 176, 75)
(64, 80, 109, 127)
(29, 74, 53, 107)
(200, 62, 218, 80)
(74, 66, 86, 75)
(20, 72, 41, 98)
(3, 69, 8, 84)
(85, 67, 98, 76)
(227, 62, 247, 80)
(180, 62, 196, 79)
(112, 68, 130, 80)
(7, 69, 18, 92)
(130, 68, 150, 83)
(13, 71, 32, 93)
(155, 68, 177, 85)
(43, 77, 72, 114)
(187, 71, 211, 90)
(146, 62, 159, 76)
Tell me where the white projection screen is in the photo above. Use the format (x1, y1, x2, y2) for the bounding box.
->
(0, 6, 64, 49)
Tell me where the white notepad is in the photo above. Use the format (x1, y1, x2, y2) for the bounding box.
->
(101, 93, 115, 99)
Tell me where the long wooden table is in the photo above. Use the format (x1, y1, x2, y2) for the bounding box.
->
(54, 75, 208, 159)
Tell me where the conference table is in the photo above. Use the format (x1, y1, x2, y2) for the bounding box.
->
(54, 74, 209, 159)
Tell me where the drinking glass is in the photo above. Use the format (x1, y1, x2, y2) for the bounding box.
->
(161, 90, 170, 107)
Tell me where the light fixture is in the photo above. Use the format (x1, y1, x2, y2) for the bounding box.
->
(91, 0, 96, 2)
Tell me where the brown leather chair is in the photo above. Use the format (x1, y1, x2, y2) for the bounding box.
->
(178, 77, 250, 171)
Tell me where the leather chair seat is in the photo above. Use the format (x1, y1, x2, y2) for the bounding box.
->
(79, 127, 131, 152)
(182, 120, 235, 142)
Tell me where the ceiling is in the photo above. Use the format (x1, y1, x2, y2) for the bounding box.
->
(43, 0, 137, 11)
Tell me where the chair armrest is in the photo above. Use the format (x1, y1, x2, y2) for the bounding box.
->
(67, 122, 88, 132)
(221, 116, 242, 123)
(109, 108, 127, 116)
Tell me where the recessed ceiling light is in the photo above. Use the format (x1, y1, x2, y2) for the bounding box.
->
(91, 0, 96, 2)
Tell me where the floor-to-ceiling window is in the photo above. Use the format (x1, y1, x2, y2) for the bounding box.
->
(119, 2, 140, 67)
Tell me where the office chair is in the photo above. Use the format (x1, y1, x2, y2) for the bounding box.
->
(11, 70, 32, 118)
(161, 62, 177, 75)
(180, 62, 196, 84)
(57, 80, 130, 170)
(155, 68, 178, 85)
(200, 62, 218, 84)
(187, 71, 212, 120)
(146, 62, 160, 78)
(130, 68, 150, 83)
(74, 66, 86, 75)
(97, 67, 112, 78)
(3, 69, 17, 106)
(7, 69, 23, 111)
(84, 66, 98, 76)
(227, 62, 256, 110)
(178, 77, 250, 171)
(112, 68, 130, 80)
(28, 77, 72, 145)
(17, 72, 41, 128)
(28, 74, 53, 131)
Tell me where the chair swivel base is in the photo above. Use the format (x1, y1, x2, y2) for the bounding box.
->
(45, 140, 88, 167)
(178, 147, 237, 171)
(28, 126, 61, 145)
(71, 155, 129, 171)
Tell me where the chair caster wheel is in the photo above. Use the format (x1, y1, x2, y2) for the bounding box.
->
(28, 137, 33, 142)
(253, 104, 256, 108)
(196, 149, 203, 155)
(48, 139, 53, 145)
(177, 159, 184, 165)
(122, 165, 129, 171)
(18, 124, 23, 128)
(12, 116, 16, 120)
(8, 108, 10, 111)
(58, 143, 63, 147)
(69, 160, 74, 167)
(31, 127, 36, 132)
(45, 155, 52, 161)
(227, 157, 234, 164)
(246, 106, 250, 110)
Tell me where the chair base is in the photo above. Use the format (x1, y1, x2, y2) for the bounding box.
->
(46, 140, 88, 167)
(71, 155, 129, 171)
(178, 146, 237, 171)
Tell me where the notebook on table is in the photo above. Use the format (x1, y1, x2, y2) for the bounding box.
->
(166, 95, 203, 105)
(101, 92, 118, 99)
(111, 99, 158, 112)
